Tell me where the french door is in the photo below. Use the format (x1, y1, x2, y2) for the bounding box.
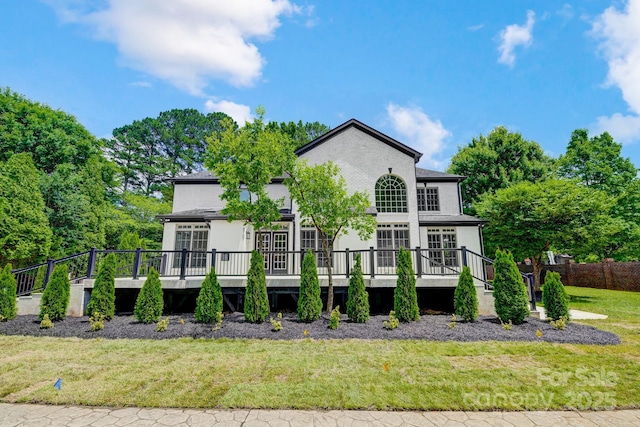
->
(255, 231, 288, 274)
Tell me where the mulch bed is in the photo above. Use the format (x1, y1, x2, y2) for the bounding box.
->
(0, 313, 620, 344)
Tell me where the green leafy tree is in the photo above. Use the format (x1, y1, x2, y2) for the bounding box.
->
(558, 129, 637, 195)
(0, 264, 17, 321)
(86, 253, 116, 320)
(0, 88, 99, 173)
(298, 251, 322, 322)
(492, 250, 529, 325)
(346, 254, 369, 323)
(542, 271, 569, 321)
(195, 267, 224, 323)
(394, 248, 420, 322)
(447, 126, 552, 214)
(454, 266, 479, 322)
(244, 251, 269, 323)
(267, 120, 330, 148)
(134, 268, 164, 323)
(477, 179, 612, 287)
(285, 160, 376, 311)
(107, 109, 233, 198)
(0, 153, 52, 267)
(206, 107, 295, 249)
(39, 263, 70, 321)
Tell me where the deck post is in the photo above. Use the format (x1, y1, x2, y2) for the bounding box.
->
(43, 258, 55, 289)
(132, 248, 142, 280)
(461, 246, 468, 267)
(415, 247, 422, 278)
(86, 248, 97, 279)
(345, 248, 350, 278)
(179, 248, 188, 280)
(369, 246, 375, 279)
(210, 248, 217, 270)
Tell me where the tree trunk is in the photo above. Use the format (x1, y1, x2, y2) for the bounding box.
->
(531, 258, 542, 292)
(323, 241, 334, 312)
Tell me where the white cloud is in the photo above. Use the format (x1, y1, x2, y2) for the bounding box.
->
(497, 10, 535, 67)
(593, 113, 640, 145)
(46, 0, 300, 95)
(467, 24, 484, 32)
(591, 0, 640, 143)
(385, 103, 451, 169)
(204, 100, 253, 125)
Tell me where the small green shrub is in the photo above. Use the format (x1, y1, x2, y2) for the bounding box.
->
(454, 266, 478, 322)
(89, 312, 105, 332)
(501, 319, 513, 331)
(298, 251, 322, 322)
(383, 310, 399, 330)
(346, 254, 369, 323)
(542, 271, 570, 321)
(134, 268, 164, 324)
(448, 314, 457, 329)
(34, 265, 46, 292)
(156, 317, 169, 332)
(0, 264, 18, 321)
(86, 253, 116, 321)
(39, 264, 70, 321)
(329, 305, 340, 330)
(40, 314, 54, 329)
(244, 250, 269, 323)
(550, 315, 568, 330)
(493, 250, 529, 325)
(270, 313, 283, 332)
(195, 267, 223, 323)
(394, 248, 420, 322)
(212, 311, 224, 332)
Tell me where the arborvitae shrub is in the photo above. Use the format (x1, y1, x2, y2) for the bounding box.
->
(0, 264, 18, 321)
(542, 271, 570, 321)
(34, 265, 46, 292)
(195, 267, 223, 323)
(134, 268, 164, 324)
(297, 251, 322, 322)
(244, 250, 269, 323)
(329, 305, 340, 330)
(493, 249, 530, 325)
(454, 266, 479, 322)
(346, 254, 369, 323)
(394, 248, 420, 322)
(39, 263, 70, 321)
(86, 253, 116, 320)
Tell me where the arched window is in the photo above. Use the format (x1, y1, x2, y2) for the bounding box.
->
(375, 175, 407, 213)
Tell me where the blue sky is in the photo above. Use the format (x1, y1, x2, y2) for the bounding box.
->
(2, 0, 639, 170)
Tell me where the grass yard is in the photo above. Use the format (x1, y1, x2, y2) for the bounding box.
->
(1, 286, 639, 410)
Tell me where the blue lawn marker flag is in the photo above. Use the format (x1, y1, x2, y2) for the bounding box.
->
(54, 378, 62, 390)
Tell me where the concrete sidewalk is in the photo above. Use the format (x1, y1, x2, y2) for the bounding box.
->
(2, 403, 640, 427)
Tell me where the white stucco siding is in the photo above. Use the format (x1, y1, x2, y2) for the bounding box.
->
(172, 183, 224, 212)
(298, 127, 420, 247)
(266, 183, 292, 211)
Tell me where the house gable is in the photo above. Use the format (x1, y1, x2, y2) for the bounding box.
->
(295, 119, 423, 163)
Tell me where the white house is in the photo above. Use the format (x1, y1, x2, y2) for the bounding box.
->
(157, 119, 493, 313)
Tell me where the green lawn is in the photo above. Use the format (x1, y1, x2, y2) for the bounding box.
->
(1, 286, 639, 410)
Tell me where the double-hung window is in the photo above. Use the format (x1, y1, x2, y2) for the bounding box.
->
(174, 225, 208, 268)
(426, 228, 458, 269)
(417, 187, 440, 211)
(300, 228, 329, 267)
(376, 224, 410, 267)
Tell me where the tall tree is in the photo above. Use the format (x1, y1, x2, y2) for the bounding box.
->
(0, 88, 100, 173)
(477, 179, 611, 287)
(107, 109, 234, 197)
(558, 129, 637, 195)
(447, 126, 552, 213)
(0, 153, 52, 267)
(285, 160, 376, 312)
(206, 107, 296, 248)
(267, 120, 330, 148)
